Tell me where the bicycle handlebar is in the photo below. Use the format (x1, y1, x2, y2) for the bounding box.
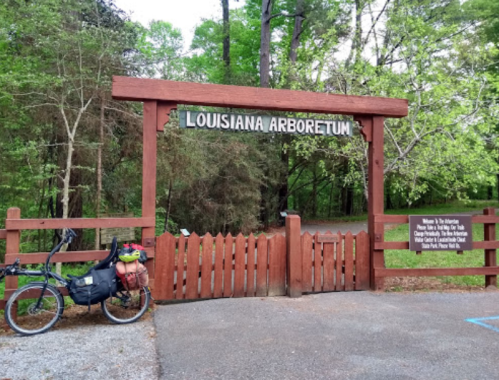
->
(0, 229, 77, 282)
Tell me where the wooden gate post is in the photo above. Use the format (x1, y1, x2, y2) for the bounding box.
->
(141, 101, 158, 286)
(5, 207, 21, 321)
(368, 116, 385, 291)
(484, 207, 497, 288)
(286, 215, 302, 297)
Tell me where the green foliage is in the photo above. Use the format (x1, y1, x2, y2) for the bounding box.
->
(1, 0, 499, 258)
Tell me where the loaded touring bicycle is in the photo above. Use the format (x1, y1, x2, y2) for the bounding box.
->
(0, 229, 151, 335)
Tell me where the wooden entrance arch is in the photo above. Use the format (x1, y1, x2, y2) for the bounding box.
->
(112, 76, 408, 290)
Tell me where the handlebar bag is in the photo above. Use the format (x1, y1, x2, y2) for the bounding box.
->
(68, 266, 118, 307)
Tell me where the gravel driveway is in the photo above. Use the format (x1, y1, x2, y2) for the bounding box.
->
(153, 291, 499, 380)
(0, 315, 159, 380)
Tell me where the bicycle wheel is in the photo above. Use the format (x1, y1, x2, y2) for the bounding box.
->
(101, 286, 151, 324)
(5, 282, 64, 336)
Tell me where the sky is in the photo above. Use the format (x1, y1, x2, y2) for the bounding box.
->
(114, 0, 246, 48)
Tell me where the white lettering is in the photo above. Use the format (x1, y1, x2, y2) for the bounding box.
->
(332, 121, 340, 135)
(235, 115, 244, 130)
(206, 113, 217, 129)
(246, 116, 255, 131)
(296, 119, 305, 134)
(255, 116, 263, 131)
(315, 120, 323, 135)
(230, 115, 235, 129)
(186, 111, 196, 127)
(288, 118, 296, 133)
(269, 117, 278, 132)
(221, 114, 230, 129)
(306, 119, 314, 134)
(278, 117, 287, 133)
(196, 113, 206, 127)
(341, 121, 350, 135)
(324, 121, 332, 135)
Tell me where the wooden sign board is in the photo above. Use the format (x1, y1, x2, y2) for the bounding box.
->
(179, 111, 353, 137)
(317, 234, 339, 243)
(409, 215, 473, 251)
(99, 213, 136, 245)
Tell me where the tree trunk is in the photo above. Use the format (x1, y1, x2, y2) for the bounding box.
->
(95, 97, 104, 250)
(222, 0, 231, 84)
(164, 178, 173, 232)
(346, 0, 363, 68)
(312, 165, 317, 218)
(278, 137, 289, 215)
(289, 0, 304, 65)
(260, 0, 273, 88)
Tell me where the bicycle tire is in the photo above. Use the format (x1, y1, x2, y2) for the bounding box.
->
(5, 282, 64, 336)
(101, 286, 151, 324)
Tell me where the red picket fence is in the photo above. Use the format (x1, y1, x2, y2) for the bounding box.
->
(300, 231, 370, 293)
(153, 232, 286, 300)
(152, 216, 371, 300)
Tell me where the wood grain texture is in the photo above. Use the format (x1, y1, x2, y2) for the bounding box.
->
(223, 234, 233, 297)
(483, 208, 497, 287)
(286, 215, 302, 297)
(200, 233, 214, 298)
(256, 234, 268, 297)
(175, 234, 186, 299)
(5, 217, 155, 230)
(344, 232, 354, 291)
(336, 231, 344, 291)
(233, 234, 246, 297)
(374, 215, 408, 223)
(322, 236, 335, 292)
(153, 232, 176, 300)
(5, 208, 20, 305)
(268, 234, 286, 296)
(213, 233, 224, 298)
(246, 234, 256, 297)
(301, 232, 313, 292)
(376, 267, 499, 277)
(5, 251, 118, 265)
(369, 116, 385, 290)
(185, 233, 200, 299)
(141, 101, 158, 280)
(314, 232, 322, 292)
(355, 231, 370, 290)
(112, 76, 408, 118)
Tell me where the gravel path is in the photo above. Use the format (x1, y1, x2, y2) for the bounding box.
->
(0, 317, 159, 380)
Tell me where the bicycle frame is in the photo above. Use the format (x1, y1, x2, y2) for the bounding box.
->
(0, 229, 76, 308)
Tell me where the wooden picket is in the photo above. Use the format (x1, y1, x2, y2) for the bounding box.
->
(154, 232, 286, 300)
(213, 233, 224, 298)
(255, 234, 268, 297)
(152, 223, 370, 301)
(296, 230, 370, 294)
(301, 232, 313, 292)
(268, 234, 286, 296)
(246, 234, 256, 297)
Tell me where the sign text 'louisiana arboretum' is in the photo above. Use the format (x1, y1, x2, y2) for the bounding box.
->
(179, 111, 353, 136)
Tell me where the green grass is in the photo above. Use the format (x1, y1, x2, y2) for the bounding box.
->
(386, 199, 499, 216)
(303, 200, 499, 224)
(384, 207, 499, 287)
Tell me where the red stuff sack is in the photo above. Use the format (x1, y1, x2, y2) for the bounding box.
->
(116, 260, 149, 290)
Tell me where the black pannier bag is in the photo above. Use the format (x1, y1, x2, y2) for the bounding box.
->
(68, 266, 117, 308)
